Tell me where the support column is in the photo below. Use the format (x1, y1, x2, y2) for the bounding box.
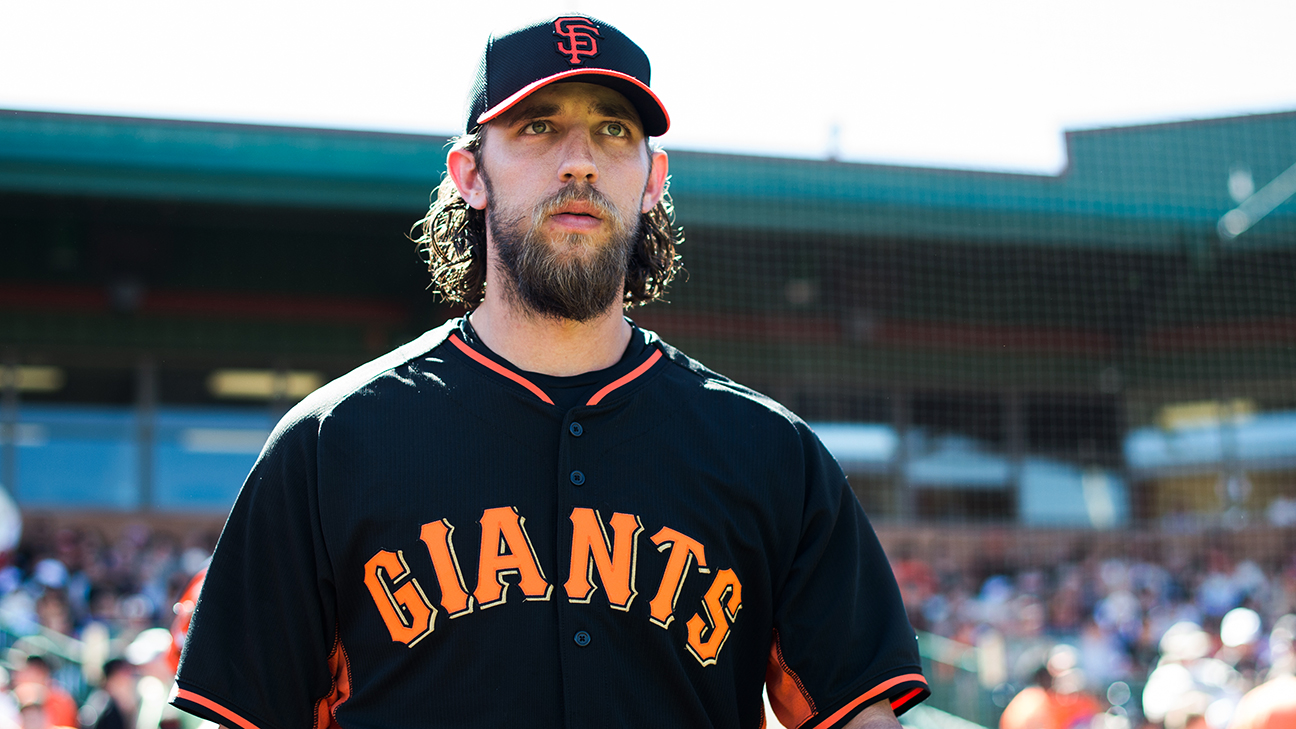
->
(1216, 384, 1250, 519)
(1, 351, 17, 500)
(891, 388, 913, 520)
(269, 359, 290, 419)
(1005, 390, 1026, 522)
(137, 357, 157, 511)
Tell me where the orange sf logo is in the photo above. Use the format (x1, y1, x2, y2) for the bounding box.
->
(553, 17, 600, 65)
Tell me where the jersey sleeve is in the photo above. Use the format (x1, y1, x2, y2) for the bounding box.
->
(172, 410, 339, 729)
(765, 424, 929, 729)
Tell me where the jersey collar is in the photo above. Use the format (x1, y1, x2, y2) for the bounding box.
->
(445, 317, 666, 408)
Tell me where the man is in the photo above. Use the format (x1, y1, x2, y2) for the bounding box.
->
(11, 655, 76, 729)
(998, 651, 1100, 729)
(1229, 615, 1296, 729)
(171, 15, 927, 729)
(14, 683, 71, 729)
(1230, 674, 1296, 729)
(127, 629, 189, 729)
(78, 659, 137, 729)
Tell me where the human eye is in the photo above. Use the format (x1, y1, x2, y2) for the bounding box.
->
(599, 121, 631, 138)
(520, 120, 552, 135)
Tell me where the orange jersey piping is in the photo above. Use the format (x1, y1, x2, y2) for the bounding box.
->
(806, 674, 928, 729)
(174, 689, 262, 729)
(586, 349, 663, 405)
(449, 334, 554, 405)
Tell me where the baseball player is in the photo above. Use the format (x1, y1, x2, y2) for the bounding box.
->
(171, 15, 928, 729)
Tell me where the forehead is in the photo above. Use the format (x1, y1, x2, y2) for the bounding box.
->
(492, 82, 643, 128)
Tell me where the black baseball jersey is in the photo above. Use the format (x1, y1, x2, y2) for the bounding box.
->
(172, 318, 928, 729)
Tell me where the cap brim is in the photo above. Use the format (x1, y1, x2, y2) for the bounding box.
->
(475, 68, 669, 137)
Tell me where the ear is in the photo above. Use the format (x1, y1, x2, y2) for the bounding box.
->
(447, 146, 488, 210)
(641, 149, 669, 214)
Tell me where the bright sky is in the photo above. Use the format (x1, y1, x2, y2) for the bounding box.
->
(2, 0, 1294, 174)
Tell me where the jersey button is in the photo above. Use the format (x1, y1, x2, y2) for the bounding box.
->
(569, 422, 583, 436)
(569, 470, 585, 486)
(574, 630, 591, 647)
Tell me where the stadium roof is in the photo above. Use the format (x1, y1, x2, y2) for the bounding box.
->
(2, 108, 1294, 249)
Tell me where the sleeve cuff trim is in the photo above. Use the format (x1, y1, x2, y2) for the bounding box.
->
(889, 686, 927, 714)
(806, 673, 929, 729)
(174, 688, 264, 729)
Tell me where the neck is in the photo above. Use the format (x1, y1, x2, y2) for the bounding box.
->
(470, 286, 632, 377)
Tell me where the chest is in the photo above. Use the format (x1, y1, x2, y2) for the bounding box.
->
(314, 397, 795, 659)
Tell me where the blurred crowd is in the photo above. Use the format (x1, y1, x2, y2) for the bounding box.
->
(892, 543, 1296, 728)
(0, 524, 215, 729)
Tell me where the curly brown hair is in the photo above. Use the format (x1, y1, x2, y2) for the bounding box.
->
(412, 132, 684, 308)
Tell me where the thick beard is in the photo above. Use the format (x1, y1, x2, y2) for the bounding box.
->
(488, 182, 640, 323)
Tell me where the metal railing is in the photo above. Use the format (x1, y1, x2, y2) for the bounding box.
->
(0, 609, 91, 702)
(917, 631, 1000, 728)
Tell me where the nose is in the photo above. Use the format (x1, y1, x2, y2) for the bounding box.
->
(557, 130, 598, 184)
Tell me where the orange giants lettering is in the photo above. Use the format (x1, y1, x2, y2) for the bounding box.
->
(363, 550, 435, 645)
(647, 527, 707, 628)
(419, 519, 474, 617)
(686, 568, 743, 665)
(564, 509, 644, 610)
(366, 509, 742, 665)
(474, 506, 552, 608)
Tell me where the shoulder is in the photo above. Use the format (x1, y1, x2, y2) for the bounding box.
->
(645, 328, 825, 454)
(263, 319, 462, 446)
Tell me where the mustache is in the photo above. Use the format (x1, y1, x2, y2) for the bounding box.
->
(532, 183, 624, 226)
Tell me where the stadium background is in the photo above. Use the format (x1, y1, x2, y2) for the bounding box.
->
(2, 106, 1295, 727)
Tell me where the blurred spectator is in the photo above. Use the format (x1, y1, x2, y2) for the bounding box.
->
(1142, 620, 1245, 728)
(165, 570, 205, 679)
(163, 569, 212, 729)
(1218, 607, 1264, 680)
(893, 549, 937, 631)
(13, 683, 73, 729)
(1077, 618, 1130, 689)
(1228, 674, 1296, 729)
(125, 627, 195, 729)
(0, 666, 20, 729)
(1229, 615, 1296, 729)
(76, 659, 136, 729)
(1261, 614, 1296, 681)
(11, 657, 76, 729)
(998, 647, 1101, 729)
(34, 592, 72, 637)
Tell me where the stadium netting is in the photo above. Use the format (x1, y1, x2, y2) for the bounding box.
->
(2, 109, 1296, 728)
(628, 111, 1296, 726)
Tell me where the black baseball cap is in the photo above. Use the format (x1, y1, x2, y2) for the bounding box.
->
(466, 16, 670, 137)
